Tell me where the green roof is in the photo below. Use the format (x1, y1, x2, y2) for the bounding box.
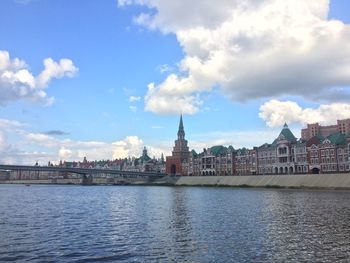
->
(210, 145, 227, 156)
(228, 145, 235, 153)
(326, 132, 346, 145)
(237, 147, 248, 155)
(191, 149, 198, 157)
(273, 123, 297, 144)
(138, 154, 151, 163)
(259, 143, 273, 149)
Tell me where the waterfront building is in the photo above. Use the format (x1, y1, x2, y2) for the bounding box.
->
(301, 118, 350, 140)
(292, 140, 308, 174)
(306, 132, 350, 174)
(166, 115, 190, 175)
(255, 121, 350, 175)
(272, 123, 298, 174)
(188, 150, 200, 176)
(257, 143, 276, 175)
(235, 148, 257, 175)
(187, 146, 235, 176)
(257, 124, 303, 175)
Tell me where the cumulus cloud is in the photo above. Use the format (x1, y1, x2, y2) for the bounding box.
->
(119, 0, 350, 114)
(112, 136, 144, 159)
(259, 100, 350, 127)
(0, 118, 24, 129)
(190, 128, 285, 150)
(0, 118, 167, 164)
(144, 82, 203, 115)
(0, 50, 78, 106)
(58, 146, 73, 159)
(36, 58, 78, 88)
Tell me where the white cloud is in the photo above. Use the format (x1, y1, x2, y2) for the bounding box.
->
(189, 128, 286, 150)
(36, 58, 78, 88)
(58, 146, 73, 159)
(259, 99, 350, 127)
(128, 95, 141, 102)
(0, 118, 165, 164)
(144, 82, 203, 115)
(119, 0, 350, 114)
(0, 50, 78, 106)
(0, 118, 24, 129)
(112, 136, 144, 159)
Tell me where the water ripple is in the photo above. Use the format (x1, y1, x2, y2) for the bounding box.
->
(0, 185, 350, 262)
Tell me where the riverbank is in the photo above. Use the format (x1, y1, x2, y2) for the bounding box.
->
(1, 174, 350, 189)
(168, 174, 350, 190)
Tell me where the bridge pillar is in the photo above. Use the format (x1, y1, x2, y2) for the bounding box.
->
(82, 174, 93, 185)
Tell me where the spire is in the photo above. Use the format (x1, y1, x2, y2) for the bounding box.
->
(177, 114, 185, 139)
(142, 146, 147, 157)
(283, 122, 288, 129)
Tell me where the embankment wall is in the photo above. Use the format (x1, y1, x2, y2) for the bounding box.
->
(2, 174, 350, 189)
(169, 174, 350, 189)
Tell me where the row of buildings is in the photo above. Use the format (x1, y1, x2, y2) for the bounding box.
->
(166, 116, 350, 176)
(58, 147, 166, 173)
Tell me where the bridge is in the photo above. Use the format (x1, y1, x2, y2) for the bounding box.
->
(0, 165, 166, 176)
(0, 165, 167, 184)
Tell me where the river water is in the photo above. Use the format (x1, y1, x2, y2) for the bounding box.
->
(0, 185, 349, 262)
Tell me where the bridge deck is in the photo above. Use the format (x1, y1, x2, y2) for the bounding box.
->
(0, 165, 166, 177)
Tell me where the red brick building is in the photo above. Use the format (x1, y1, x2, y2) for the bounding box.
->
(301, 119, 350, 140)
(166, 115, 190, 175)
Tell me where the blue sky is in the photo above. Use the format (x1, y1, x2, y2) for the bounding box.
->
(0, 0, 350, 164)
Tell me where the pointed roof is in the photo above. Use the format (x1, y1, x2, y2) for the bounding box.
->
(210, 145, 227, 156)
(177, 114, 185, 138)
(191, 149, 198, 157)
(273, 123, 297, 144)
(178, 114, 184, 132)
(326, 132, 346, 145)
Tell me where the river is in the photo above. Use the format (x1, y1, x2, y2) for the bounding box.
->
(0, 185, 349, 262)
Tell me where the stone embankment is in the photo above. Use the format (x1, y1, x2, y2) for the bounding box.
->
(164, 174, 350, 189)
(1, 174, 350, 189)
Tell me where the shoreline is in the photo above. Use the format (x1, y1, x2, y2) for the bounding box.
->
(1, 174, 350, 190)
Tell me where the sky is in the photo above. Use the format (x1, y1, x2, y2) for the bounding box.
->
(0, 0, 350, 164)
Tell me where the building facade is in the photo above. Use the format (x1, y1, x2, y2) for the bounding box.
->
(301, 119, 350, 140)
(166, 115, 190, 175)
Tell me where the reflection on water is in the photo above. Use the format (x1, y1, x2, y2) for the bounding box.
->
(0, 185, 349, 262)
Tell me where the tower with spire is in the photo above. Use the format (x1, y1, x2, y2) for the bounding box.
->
(166, 115, 190, 175)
